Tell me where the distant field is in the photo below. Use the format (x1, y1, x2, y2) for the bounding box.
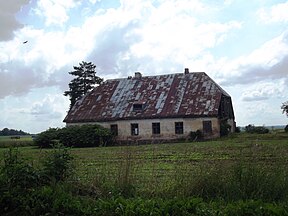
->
(0, 135, 34, 148)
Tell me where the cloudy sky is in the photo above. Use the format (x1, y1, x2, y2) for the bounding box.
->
(0, 0, 288, 133)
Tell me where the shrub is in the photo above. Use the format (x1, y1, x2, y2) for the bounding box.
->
(245, 124, 269, 134)
(285, 125, 288, 133)
(34, 125, 115, 148)
(0, 148, 39, 192)
(0, 146, 80, 215)
(41, 144, 74, 183)
(220, 121, 231, 136)
(58, 124, 114, 147)
(34, 128, 60, 148)
(189, 130, 202, 141)
(235, 126, 241, 133)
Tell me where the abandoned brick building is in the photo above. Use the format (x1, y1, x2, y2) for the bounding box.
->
(63, 68, 235, 142)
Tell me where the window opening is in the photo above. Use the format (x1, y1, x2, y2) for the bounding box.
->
(175, 122, 184, 134)
(152, 122, 160, 134)
(133, 104, 143, 111)
(131, 123, 139, 136)
(110, 124, 118, 136)
(203, 120, 212, 133)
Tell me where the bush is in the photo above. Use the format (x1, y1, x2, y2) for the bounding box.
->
(59, 124, 114, 147)
(0, 148, 39, 192)
(41, 144, 74, 183)
(235, 126, 241, 133)
(34, 124, 115, 148)
(220, 121, 232, 136)
(245, 124, 269, 134)
(285, 125, 288, 133)
(34, 128, 60, 148)
(189, 130, 202, 141)
(0, 146, 81, 215)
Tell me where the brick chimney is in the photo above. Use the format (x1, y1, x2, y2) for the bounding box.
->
(135, 72, 142, 78)
(184, 68, 189, 74)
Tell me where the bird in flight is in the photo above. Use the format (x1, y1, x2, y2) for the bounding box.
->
(23, 41, 28, 44)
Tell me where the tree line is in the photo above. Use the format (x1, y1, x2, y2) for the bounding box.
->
(0, 128, 29, 136)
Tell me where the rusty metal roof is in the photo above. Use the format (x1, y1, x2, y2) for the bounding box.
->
(63, 72, 231, 123)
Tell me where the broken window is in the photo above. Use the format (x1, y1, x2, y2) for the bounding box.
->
(110, 124, 118, 136)
(203, 120, 212, 133)
(152, 122, 160, 135)
(175, 122, 184, 134)
(131, 123, 139, 136)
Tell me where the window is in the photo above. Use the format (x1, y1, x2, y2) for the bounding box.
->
(175, 122, 184, 134)
(133, 104, 143, 111)
(203, 120, 212, 133)
(131, 123, 139, 136)
(110, 124, 118, 136)
(152, 122, 160, 135)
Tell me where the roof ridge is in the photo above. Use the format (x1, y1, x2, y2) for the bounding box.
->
(105, 71, 206, 82)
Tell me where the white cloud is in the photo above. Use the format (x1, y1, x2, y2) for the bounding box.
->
(0, 0, 30, 41)
(30, 94, 65, 119)
(132, 20, 240, 61)
(89, 0, 101, 4)
(34, 0, 80, 26)
(224, 0, 234, 6)
(257, 2, 288, 24)
(0, 0, 243, 99)
(87, 0, 241, 75)
(1, 0, 288, 132)
(215, 31, 288, 85)
(0, 89, 69, 133)
(0, 19, 100, 99)
(241, 81, 285, 102)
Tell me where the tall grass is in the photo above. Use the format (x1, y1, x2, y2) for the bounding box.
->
(77, 133, 288, 201)
(0, 136, 35, 148)
(1, 132, 288, 215)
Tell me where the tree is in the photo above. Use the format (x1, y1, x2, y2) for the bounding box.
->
(281, 101, 288, 116)
(64, 61, 103, 110)
(0, 128, 29, 136)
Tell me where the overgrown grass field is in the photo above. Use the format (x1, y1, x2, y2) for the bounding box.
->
(1, 131, 288, 215)
(0, 135, 34, 148)
(74, 131, 288, 199)
(1, 132, 288, 198)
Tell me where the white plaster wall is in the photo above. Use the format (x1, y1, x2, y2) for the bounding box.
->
(67, 117, 220, 140)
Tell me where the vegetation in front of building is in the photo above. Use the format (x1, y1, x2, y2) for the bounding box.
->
(1, 131, 288, 215)
(0, 145, 81, 215)
(220, 120, 232, 136)
(189, 130, 203, 141)
(34, 124, 115, 148)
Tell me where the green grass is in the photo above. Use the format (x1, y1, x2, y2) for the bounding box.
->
(71, 132, 288, 198)
(1, 131, 288, 214)
(1, 132, 288, 199)
(0, 135, 34, 148)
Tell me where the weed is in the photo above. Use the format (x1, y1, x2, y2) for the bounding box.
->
(41, 143, 74, 183)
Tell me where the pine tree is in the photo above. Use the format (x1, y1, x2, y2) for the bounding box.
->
(282, 101, 288, 116)
(64, 61, 103, 110)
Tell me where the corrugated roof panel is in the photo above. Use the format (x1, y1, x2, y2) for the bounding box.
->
(63, 72, 232, 123)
